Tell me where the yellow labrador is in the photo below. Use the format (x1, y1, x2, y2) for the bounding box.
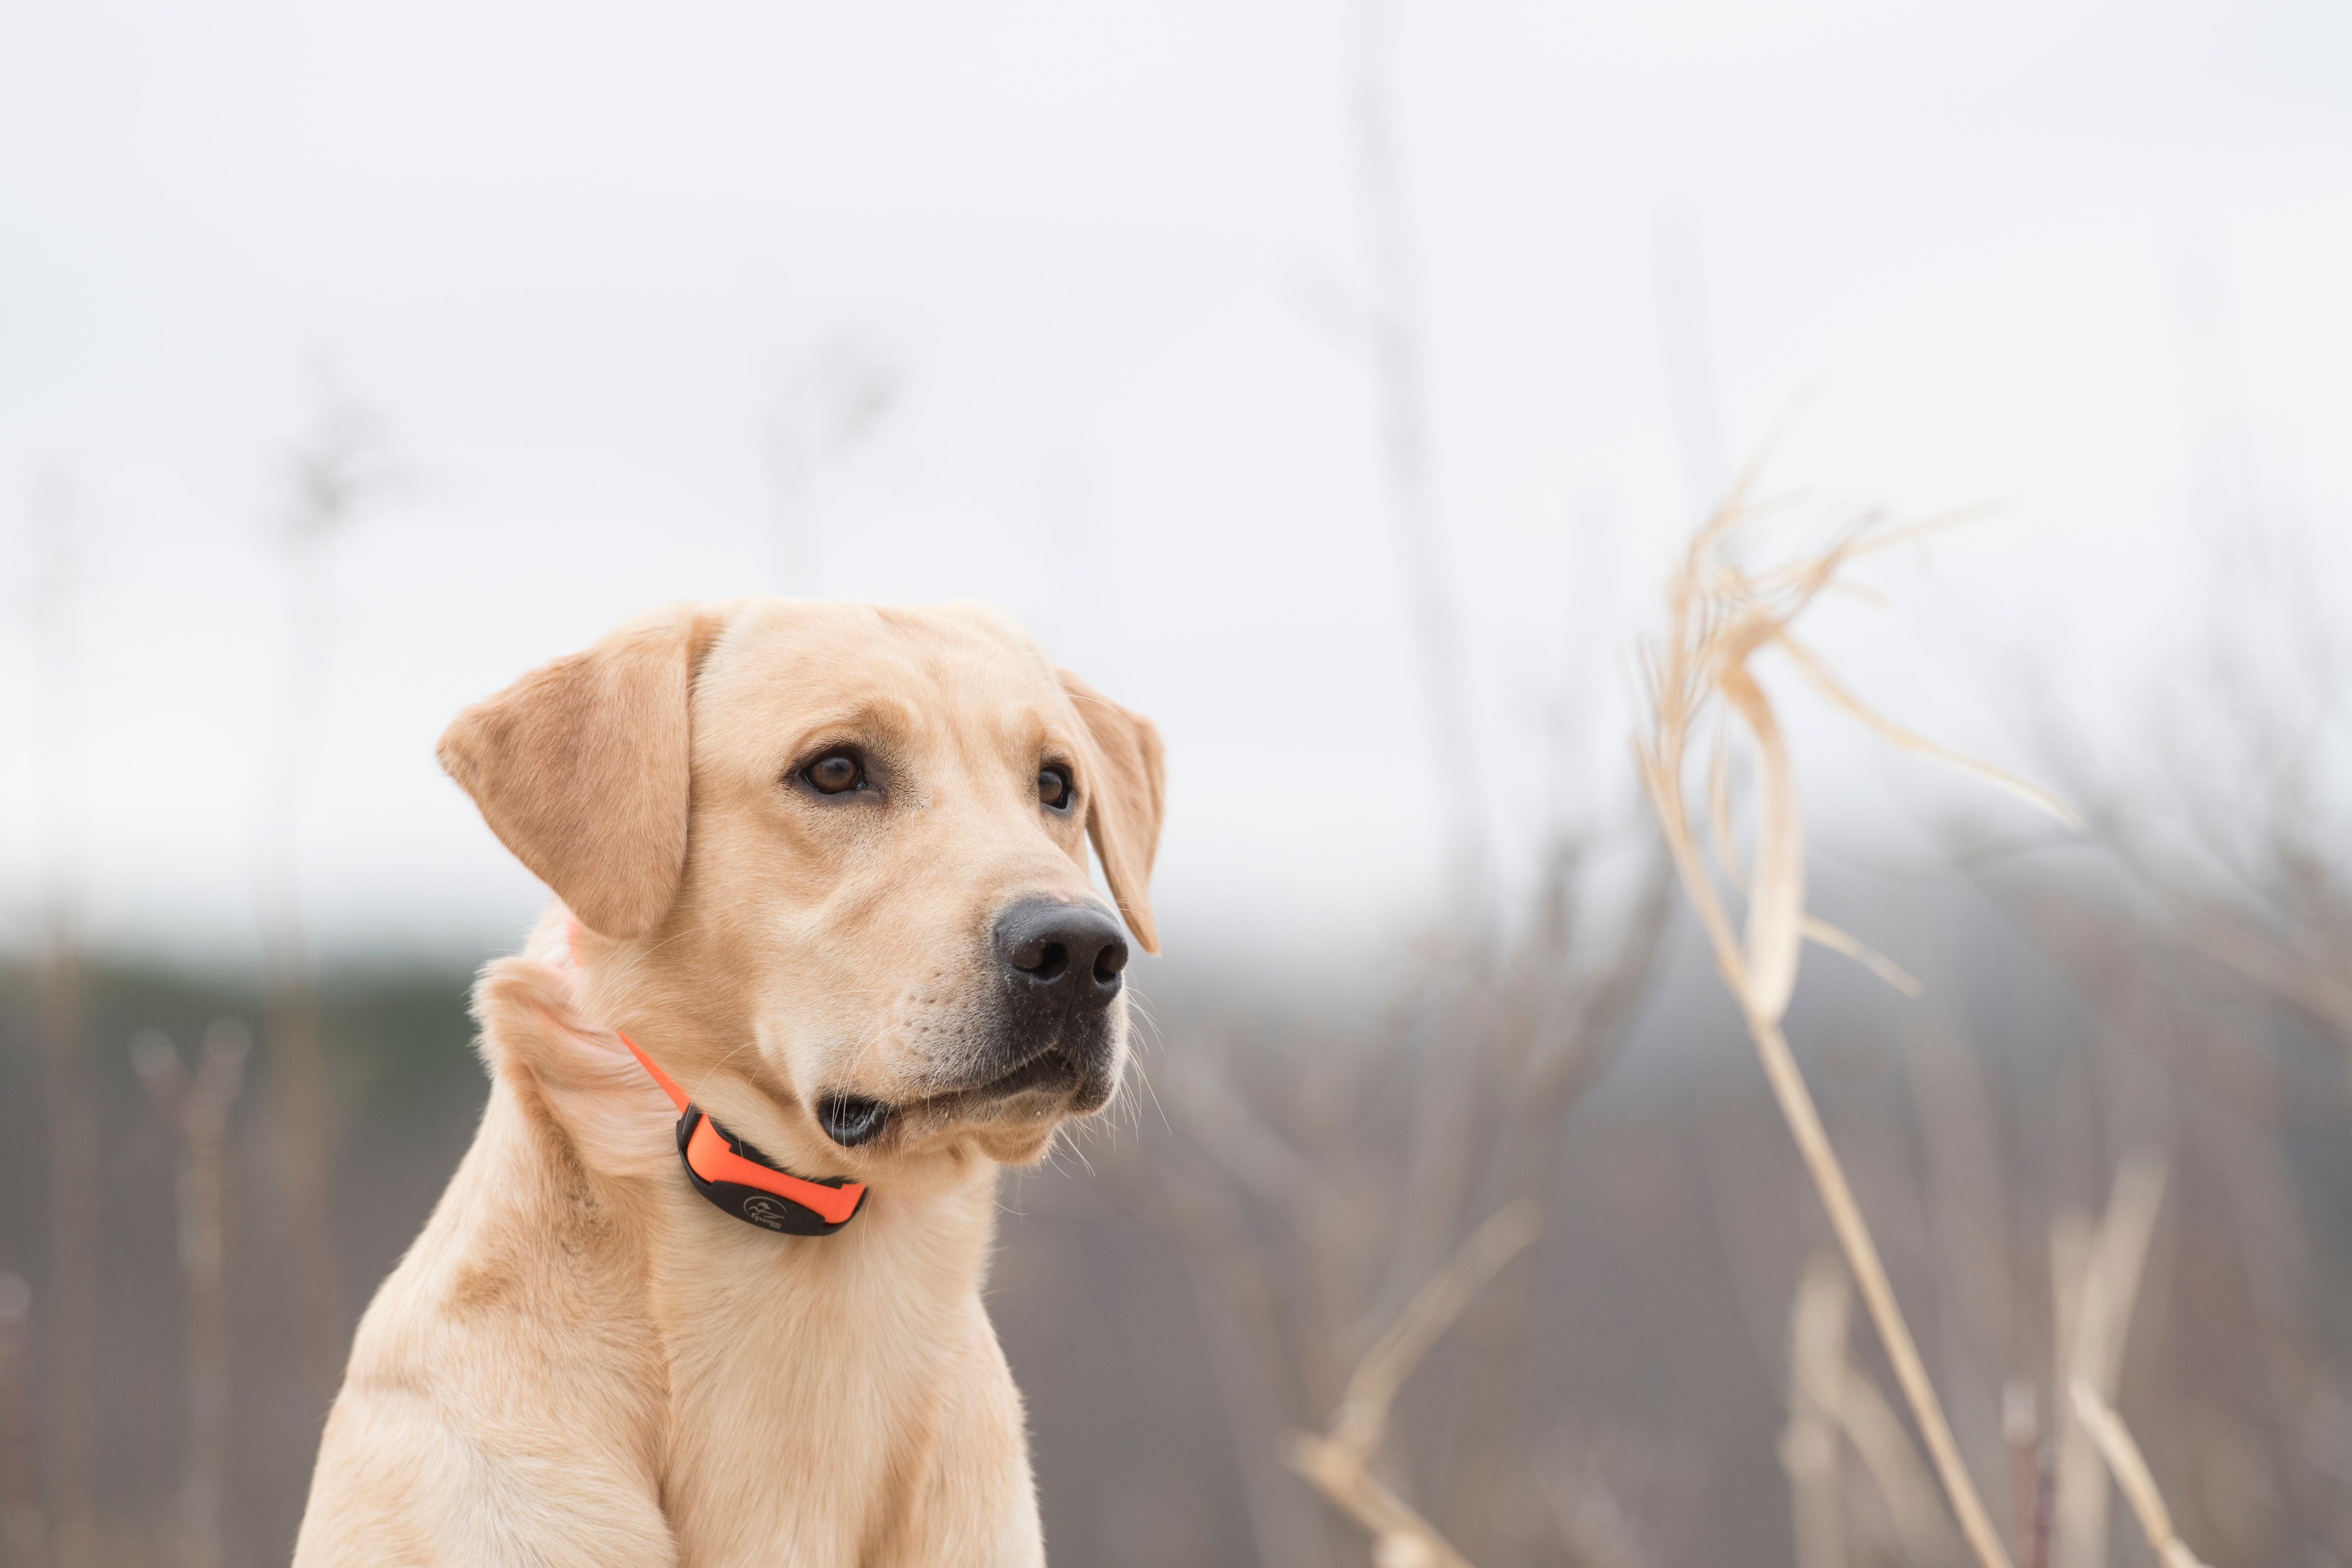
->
(293, 599, 1163, 1567)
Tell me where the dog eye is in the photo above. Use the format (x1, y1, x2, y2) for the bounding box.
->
(804, 751, 865, 795)
(1037, 766, 1073, 811)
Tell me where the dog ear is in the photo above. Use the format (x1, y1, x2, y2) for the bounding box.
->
(1059, 669, 1165, 955)
(438, 605, 726, 940)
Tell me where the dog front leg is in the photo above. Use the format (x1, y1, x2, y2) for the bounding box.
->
(863, 1333, 1045, 1568)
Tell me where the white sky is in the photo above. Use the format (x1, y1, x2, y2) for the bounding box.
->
(1, 0, 2347, 962)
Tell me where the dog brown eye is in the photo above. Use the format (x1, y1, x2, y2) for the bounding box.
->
(805, 752, 864, 795)
(1037, 766, 1072, 810)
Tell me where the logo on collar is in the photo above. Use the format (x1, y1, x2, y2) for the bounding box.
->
(620, 1031, 868, 1237)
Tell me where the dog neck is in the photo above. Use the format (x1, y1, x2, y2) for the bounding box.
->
(469, 919, 1004, 1285)
(615, 1028, 871, 1236)
(520, 912, 904, 1228)
(444, 944, 1008, 1550)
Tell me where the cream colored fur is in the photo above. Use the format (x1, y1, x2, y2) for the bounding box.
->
(294, 599, 1163, 1567)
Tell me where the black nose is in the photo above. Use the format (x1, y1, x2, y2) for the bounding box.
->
(994, 898, 1128, 1008)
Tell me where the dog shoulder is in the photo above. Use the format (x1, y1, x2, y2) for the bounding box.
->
(297, 1370, 678, 1568)
(295, 957, 681, 1564)
(298, 1124, 677, 1568)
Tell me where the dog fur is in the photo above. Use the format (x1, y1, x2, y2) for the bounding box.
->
(293, 599, 1163, 1567)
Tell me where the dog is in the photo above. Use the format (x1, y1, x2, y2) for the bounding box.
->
(293, 599, 1164, 1566)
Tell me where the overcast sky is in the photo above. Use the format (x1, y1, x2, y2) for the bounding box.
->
(2, 0, 2347, 964)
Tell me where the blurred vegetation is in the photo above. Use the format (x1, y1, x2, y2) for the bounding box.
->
(3, 833, 2351, 1568)
(0, 956, 485, 1568)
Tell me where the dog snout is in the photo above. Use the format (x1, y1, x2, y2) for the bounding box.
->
(994, 898, 1127, 1008)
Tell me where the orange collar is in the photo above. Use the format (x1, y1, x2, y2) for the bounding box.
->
(618, 1031, 868, 1235)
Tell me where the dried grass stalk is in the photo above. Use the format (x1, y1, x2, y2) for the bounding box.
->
(1636, 485, 2074, 1568)
(2052, 1154, 2167, 1568)
(1840, 1365, 1963, 1568)
(2067, 1383, 2213, 1568)
(1784, 1257, 1851, 1568)
(2000, 1381, 2045, 1568)
(1788, 1255, 1962, 1568)
(1290, 1201, 1541, 1568)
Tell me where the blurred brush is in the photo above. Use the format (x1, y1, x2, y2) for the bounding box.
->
(135, 1021, 253, 1568)
(0, 1273, 44, 1568)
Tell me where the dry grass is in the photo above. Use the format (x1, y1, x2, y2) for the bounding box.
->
(1143, 813, 1672, 1567)
(1288, 1202, 1541, 1568)
(1783, 1257, 1852, 1568)
(2050, 1154, 2167, 1568)
(1165, 468, 2262, 1568)
(1633, 475, 2077, 1568)
(2067, 1383, 2212, 1568)
(1783, 1254, 1960, 1568)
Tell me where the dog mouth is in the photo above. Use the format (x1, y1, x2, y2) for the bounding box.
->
(962, 1045, 1086, 1102)
(818, 1045, 1096, 1147)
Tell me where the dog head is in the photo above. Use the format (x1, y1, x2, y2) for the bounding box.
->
(438, 599, 1163, 1177)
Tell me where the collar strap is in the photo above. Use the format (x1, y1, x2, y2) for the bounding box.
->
(618, 1031, 868, 1236)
